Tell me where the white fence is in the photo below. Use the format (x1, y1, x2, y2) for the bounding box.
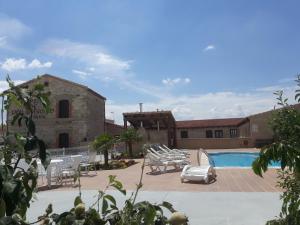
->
(47, 145, 89, 157)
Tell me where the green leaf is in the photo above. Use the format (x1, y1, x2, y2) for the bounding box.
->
(0, 199, 6, 217)
(160, 201, 176, 213)
(74, 196, 83, 207)
(24, 137, 37, 152)
(27, 118, 35, 135)
(108, 175, 116, 184)
(143, 205, 156, 225)
(102, 199, 108, 214)
(52, 212, 72, 223)
(104, 195, 116, 206)
(252, 158, 263, 177)
(17, 116, 23, 127)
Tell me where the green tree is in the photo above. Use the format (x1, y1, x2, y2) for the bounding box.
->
(92, 134, 114, 168)
(119, 127, 142, 158)
(0, 76, 51, 222)
(252, 76, 300, 225)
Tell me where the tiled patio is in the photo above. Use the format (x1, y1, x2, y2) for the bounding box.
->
(39, 149, 281, 192)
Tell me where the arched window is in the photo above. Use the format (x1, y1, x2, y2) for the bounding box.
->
(58, 100, 69, 118)
(58, 133, 69, 148)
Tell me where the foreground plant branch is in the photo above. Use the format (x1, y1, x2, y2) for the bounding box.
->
(252, 74, 300, 225)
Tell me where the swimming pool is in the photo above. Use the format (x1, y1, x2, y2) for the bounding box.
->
(208, 152, 280, 168)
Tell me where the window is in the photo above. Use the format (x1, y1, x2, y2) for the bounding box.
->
(215, 130, 223, 138)
(206, 130, 213, 138)
(58, 100, 70, 118)
(180, 130, 188, 138)
(58, 133, 69, 148)
(230, 129, 238, 138)
(252, 124, 258, 133)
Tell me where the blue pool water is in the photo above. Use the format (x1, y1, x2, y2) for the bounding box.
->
(208, 152, 280, 167)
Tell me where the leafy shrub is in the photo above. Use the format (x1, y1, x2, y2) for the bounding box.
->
(98, 159, 136, 170)
(38, 175, 188, 225)
(252, 75, 300, 225)
(0, 76, 51, 222)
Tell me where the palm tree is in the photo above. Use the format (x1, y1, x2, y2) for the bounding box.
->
(119, 127, 142, 158)
(92, 134, 115, 168)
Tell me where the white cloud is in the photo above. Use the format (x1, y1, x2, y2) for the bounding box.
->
(72, 69, 90, 79)
(1, 58, 26, 71)
(28, 59, 52, 69)
(107, 84, 298, 125)
(0, 15, 31, 41)
(40, 39, 172, 98)
(0, 80, 25, 93)
(0, 36, 7, 47)
(184, 78, 191, 83)
(255, 84, 295, 92)
(203, 45, 215, 52)
(0, 15, 31, 50)
(41, 39, 132, 80)
(162, 77, 191, 86)
(0, 58, 52, 71)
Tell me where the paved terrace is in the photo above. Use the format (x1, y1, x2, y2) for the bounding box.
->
(33, 149, 282, 225)
(39, 149, 281, 192)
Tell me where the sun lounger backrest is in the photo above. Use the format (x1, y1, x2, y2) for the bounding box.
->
(198, 149, 215, 167)
(198, 149, 211, 166)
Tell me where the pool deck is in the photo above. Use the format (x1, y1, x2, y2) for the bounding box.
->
(39, 148, 281, 192)
(33, 149, 283, 225)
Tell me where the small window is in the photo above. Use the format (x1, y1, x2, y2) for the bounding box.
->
(230, 129, 238, 138)
(252, 124, 258, 133)
(58, 100, 70, 118)
(215, 130, 223, 138)
(180, 130, 188, 138)
(206, 130, 213, 138)
(58, 133, 69, 148)
(44, 81, 49, 86)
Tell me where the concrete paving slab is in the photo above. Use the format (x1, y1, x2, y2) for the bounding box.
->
(27, 190, 282, 225)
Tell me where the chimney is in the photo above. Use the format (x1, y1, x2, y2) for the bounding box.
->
(139, 103, 143, 112)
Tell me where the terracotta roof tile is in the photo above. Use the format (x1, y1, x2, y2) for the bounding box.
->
(176, 118, 248, 128)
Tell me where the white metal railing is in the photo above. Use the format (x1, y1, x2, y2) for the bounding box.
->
(47, 145, 89, 157)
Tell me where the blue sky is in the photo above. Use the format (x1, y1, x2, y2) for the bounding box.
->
(0, 0, 299, 124)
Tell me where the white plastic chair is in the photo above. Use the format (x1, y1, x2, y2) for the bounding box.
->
(61, 156, 82, 185)
(80, 151, 97, 175)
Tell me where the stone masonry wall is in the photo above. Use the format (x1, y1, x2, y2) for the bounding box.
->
(7, 75, 105, 148)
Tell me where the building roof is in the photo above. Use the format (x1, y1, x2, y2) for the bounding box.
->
(123, 110, 176, 128)
(176, 118, 248, 129)
(123, 110, 173, 116)
(15, 74, 106, 100)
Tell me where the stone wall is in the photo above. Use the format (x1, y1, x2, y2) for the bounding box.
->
(177, 137, 253, 149)
(176, 126, 240, 139)
(87, 92, 105, 141)
(7, 75, 105, 148)
(106, 122, 124, 137)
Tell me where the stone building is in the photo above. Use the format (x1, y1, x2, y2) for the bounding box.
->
(7, 74, 106, 148)
(124, 103, 300, 149)
(176, 118, 251, 149)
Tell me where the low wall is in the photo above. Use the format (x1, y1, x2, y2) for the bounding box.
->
(177, 137, 254, 149)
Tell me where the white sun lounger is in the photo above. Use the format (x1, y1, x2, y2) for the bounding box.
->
(180, 149, 216, 184)
(149, 147, 189, 161)
(145, 152, 187, 173)
(162, 144, 190, 156)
